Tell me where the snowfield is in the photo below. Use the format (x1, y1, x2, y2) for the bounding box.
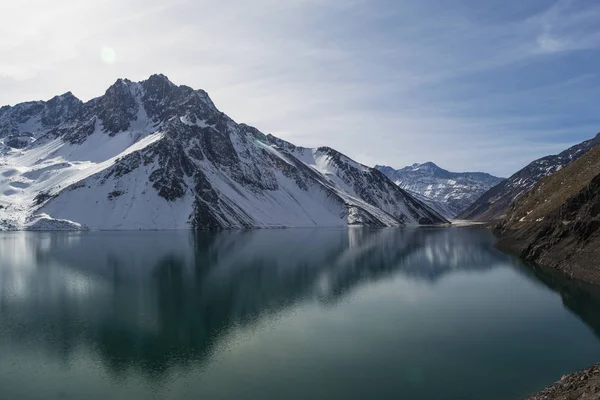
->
(0, 128, 164, 229)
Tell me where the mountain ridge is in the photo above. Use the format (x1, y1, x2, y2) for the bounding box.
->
(0, 74, 448, 230)
(459, 133, 600, 222)
(376, 162, 504, 218)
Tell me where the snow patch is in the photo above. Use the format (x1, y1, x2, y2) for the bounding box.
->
(26, 214, 86, 231)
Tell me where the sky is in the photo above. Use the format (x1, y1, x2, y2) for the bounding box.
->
(1, 0, 600, 177)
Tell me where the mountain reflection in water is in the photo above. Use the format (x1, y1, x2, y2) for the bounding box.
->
(0, 228, 506, 376)
(1, 227, 600, 400)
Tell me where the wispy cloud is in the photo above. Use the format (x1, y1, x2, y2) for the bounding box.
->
(0, 0, 599, 176)
(530, 0, 600, 54)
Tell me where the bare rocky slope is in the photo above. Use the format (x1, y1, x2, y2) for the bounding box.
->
(0, 74, 447, 230)
(459, 134, 600, 222)
(495, 145, 600, 285)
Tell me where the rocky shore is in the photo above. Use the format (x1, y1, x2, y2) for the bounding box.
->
(527, 364, 600, 400)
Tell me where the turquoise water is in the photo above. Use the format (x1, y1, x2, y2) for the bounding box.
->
(1, 227, 600, 399)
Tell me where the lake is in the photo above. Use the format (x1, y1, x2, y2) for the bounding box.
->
(1, 227, 600, 399)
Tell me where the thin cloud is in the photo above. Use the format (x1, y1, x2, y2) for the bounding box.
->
(0, 0, 599, 176)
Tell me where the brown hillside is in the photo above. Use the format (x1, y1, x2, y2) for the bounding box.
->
(505, 145, 600, 226)
(496, 146, 600, 285)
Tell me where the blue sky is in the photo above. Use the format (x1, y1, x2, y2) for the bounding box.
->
(1, 0, 599, 176)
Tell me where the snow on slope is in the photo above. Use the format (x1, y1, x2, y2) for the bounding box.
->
(0, 126, 164, 229)
(0, 74, 448, 230)
(265, 136, 447, 225)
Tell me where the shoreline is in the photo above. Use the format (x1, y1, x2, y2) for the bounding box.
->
(527, 363, 600, 399)
(492, 220, 600, 399)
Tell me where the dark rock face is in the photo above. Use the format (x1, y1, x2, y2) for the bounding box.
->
(0, 93, 83, 138)
(147, 137, 195, 202)
(96, 79, 139, 134)
(460, 133, 600, 221)
(61, 117, 97, 145)
(495, 146, 600, 285)
(141, 74, 217, 123)
(376, 162, 504, 218)
(5, 133, 34, 149)
(41, 92, 82, 127)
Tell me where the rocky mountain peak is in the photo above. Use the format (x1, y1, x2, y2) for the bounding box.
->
(142, 74, 176, 98)
(42, 92, 82, 127)
(47, 91, 79, 103)
(0, 74, 449, 231)
(137, 74, 218, 123)
(0, 91, 85, 139)
(96, 79, 140, 134)
(411, 162, 440, 172)
(420, 161, 438, 168)
(104, 78, 137, 98)
(146, 73, 174, 84)
(376, 163, 504, 218)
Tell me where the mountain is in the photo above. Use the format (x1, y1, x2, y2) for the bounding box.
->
(458, 134, 600, 221)
(495, 145, 600, 285)
(375, 162, 504, 218)
(0, 92, 83, 138)
(0, 74, 447, 230)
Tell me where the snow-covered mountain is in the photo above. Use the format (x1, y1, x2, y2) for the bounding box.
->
(458, 133, 600, 221)
(0, 74, 448, 230)
(375, 162, 504, 218)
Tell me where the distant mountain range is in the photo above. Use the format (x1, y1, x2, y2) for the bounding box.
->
(458, 133, 600, 221)
(376, 162, 504, 218)
(0, 74, 447, 230)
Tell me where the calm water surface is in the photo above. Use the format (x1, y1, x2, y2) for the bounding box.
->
(1, 227, 600, 400)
